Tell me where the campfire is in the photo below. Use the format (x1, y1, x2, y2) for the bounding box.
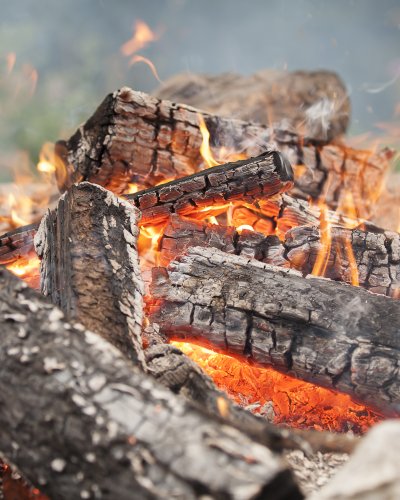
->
(0, 69, 399, 499)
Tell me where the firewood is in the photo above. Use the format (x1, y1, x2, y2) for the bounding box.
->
(155, 69, 351, 142)
(0, 223, 38, 265)
(0, 268, 301, 500)
(126, 151, 293, 225)
(34, 182, 145, 365)
(149, 246, 400, 416)
(57, 87, 391, 217)
(159, 215, 400, 297)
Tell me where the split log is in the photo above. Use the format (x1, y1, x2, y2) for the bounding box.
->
(155, 69, 351, 142)
(34, 182, 145, 365)
(57, 87, 391, 217)
(0, 268, 301, 500)
(159, 215, 400, 297)
(149, 246, 400, 416)
(126, 151, 293, 225)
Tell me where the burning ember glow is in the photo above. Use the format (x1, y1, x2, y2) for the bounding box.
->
(172, 341, 381, 433)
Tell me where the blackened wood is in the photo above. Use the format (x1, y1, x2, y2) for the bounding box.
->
(126, 151, 293, 225)
(34, 182, 145, 365)
(159, 215, 400, 297)
(0, 268, 301, 500)
(149, 246, 400, 416)
(155, 69, 350, 142)
(58, 87, 390, 217)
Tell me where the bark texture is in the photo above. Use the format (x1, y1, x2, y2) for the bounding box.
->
(126, 151, 293, 225)
(149, 246, 400, 416)
(155, 69, 351, 142)
(34, 182, 145, 365)
(57, 87, 391, 217)
(0, 223, 38, 266)
(0, 268, 301, 500)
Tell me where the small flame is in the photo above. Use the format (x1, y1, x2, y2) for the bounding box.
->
(7, 256, 41, 279)
(127, 183, 140, 194)
(198, 114, 220, 168)
(37, 142, 57, 174)
(129, 55, 162, 83)
(120, 20, 158, 57)
(312, 203, 332, 277)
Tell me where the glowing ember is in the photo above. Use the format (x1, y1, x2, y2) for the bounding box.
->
(172, 341, 380, 433)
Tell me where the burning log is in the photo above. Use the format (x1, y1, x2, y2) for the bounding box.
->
(159, 215, 400, 297)
(126, 151, 293, 225)
(155, 69, 351, 142)
(0, 268, 301, 500)
(149, 246, 400, 416)
(0, 223, 38, 265)
(34, 182, 145, 365)
(57, 87, 390, 217)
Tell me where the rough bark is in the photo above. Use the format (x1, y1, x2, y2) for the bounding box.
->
(0, 268, 301, 500)
(57, 87, 391, 217)
(149, 246, 400, 416)
(126, 151, 293, 225)
(159, 215, 400, 297)
(154, 69, 351, 142)
(34, 182, 145, 366)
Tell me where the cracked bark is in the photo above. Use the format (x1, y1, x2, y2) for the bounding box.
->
(34, 182, 145, 366)
(159, 215, 400, 297)
(149, 246, 400, 416)
(0, 268, 301, 500)
(154, 70, 351, 142)
(56, 87, 390, 217)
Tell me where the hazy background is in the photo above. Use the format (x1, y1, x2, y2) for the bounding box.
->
(0, 0, 399, 178)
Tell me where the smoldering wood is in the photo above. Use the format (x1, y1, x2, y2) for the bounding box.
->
(159, 215, 400, 297)
(0, 223, 38, 266)
(149, 246, 400, 416)
(0, 268, 301, 500)
(57, 87, 391, 217)
(126, 151, 293, 225)
(155, 69, 351, 142)
(34, 182, 145, 366)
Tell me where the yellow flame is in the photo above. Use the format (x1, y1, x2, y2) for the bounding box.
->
(312, 204, 332, 277)
(129, 55, 162, 83)
(7, 256, 41, 278)
(198, 114, 220, 168)
(121, 20, 158, 56)
(127, 183, 139, 194)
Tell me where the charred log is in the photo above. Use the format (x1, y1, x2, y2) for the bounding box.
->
(149, 246, 400, 416)
(0, 223, 38, 265)
(0, 268, 301, 500)
(58, 87, 391, 217)
(34, 182, 145, 365)
(155, 69, 351, 142)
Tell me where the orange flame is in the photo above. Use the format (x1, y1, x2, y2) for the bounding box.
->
(5, 52, 16, 75)
(198, 114, 220, 168)
(121, 20, 158, 57)
(312, 204, 332, 277)
(129, 55, 162, 83)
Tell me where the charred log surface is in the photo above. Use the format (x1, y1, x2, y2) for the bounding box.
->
(0, 269, 301, 500)
(59, 87, 390, 216)
(155, 69, 350, 142)
(150, 247, 400, 416)
(34, 182, 145, 365)
(0, 223, 38, 265)
(126, 151, 293, 225)
(159, 216, 400, 297)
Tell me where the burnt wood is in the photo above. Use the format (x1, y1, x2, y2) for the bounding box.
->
(0, 223, 38, 265)
(34, 182, 145, 365)
(126, 151, 293, 225)
(0, 268, 301, 500)
(149, 246, 400, 416)
(58, 87, 390, 217)
(155, 70, 350, 142)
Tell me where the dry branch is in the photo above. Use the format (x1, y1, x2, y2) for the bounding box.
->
(149, 246, 400, 416)
(0, 268, 301, 500)
(34, 182, 145, 365)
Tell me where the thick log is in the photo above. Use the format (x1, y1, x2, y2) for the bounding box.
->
(126, 151, 293, 225)
(149, 246, 400, 416)
(34, 182, 145, 365)
(155, 69, 351, 142)
(58, 87, 391, 217)
(0, 268, 301, 500)
(159, 215, 400, 297)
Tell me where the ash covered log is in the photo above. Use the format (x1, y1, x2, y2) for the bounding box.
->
(126, 151, 293, 225)
(0, 268, 300, 500)
(34, 182, 145, 365)
(57, 87, 391, 216)
(149, 247, 400, 416)
(155, 69, 351, 142)
(159, 215, 400, 297)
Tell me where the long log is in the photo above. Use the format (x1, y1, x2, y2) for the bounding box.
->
(149, 246, 400, 416)
(155, 69, 351, 142)
(57, 87, 391, 217)
(34, 182, 145, 365)
(159, 215, 400, 297)
(0, 268, 301, 500)
(126, 151, 293, 225)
